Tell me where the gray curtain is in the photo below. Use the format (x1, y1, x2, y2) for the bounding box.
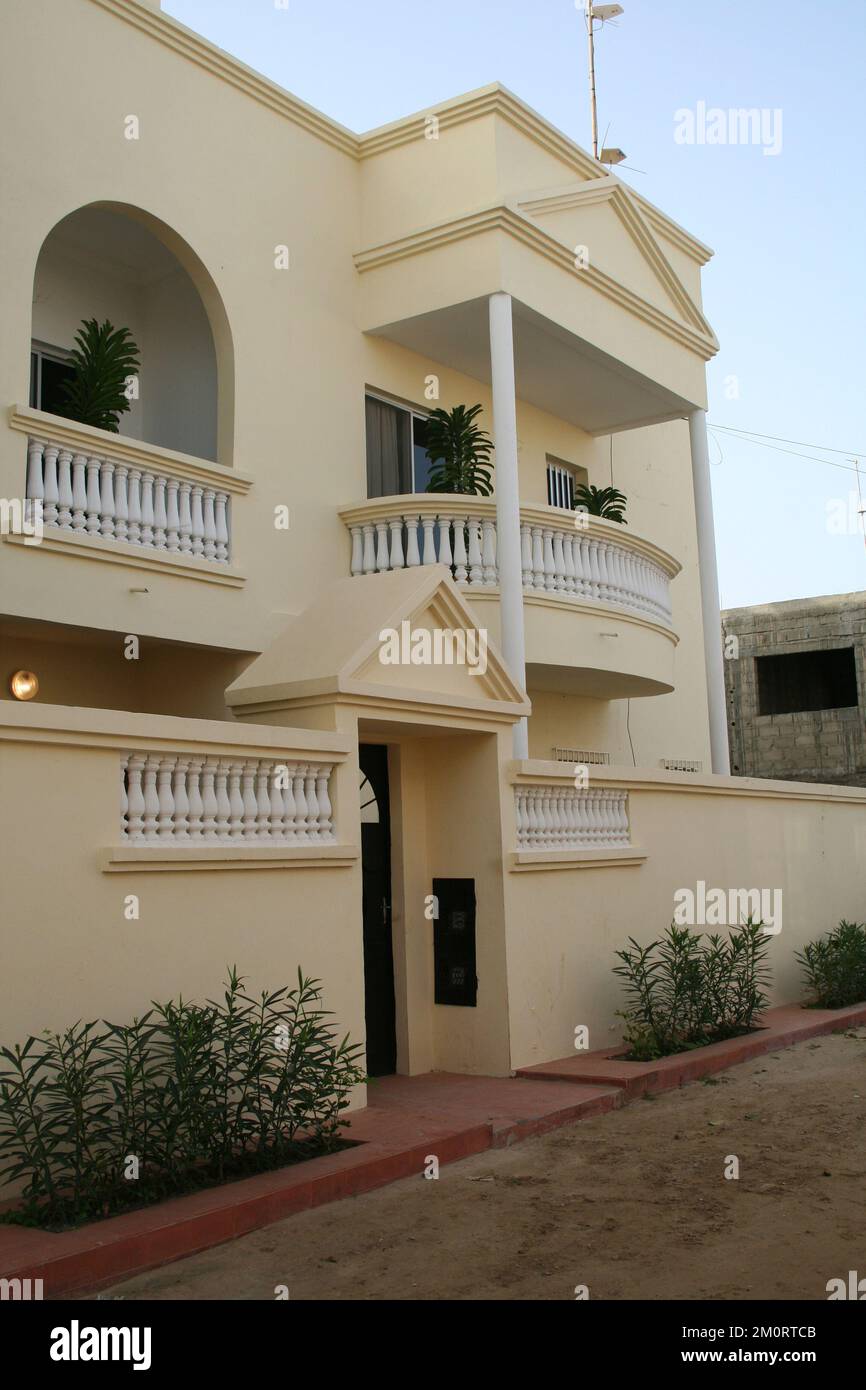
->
(365, 396, 411, 497)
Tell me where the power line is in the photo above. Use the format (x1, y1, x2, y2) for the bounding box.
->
(710, 423, 864, 458)
(706, 426, 863, 476)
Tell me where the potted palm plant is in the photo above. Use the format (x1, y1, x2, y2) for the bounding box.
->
(424, 403, 494, 496)
(573, 483, 628, 524)
(55, 317, 141, 433)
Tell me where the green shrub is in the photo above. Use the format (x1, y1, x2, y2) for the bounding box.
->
(613, 920, 772, 1060)
(796, 921, 866, 1009)
(0, 968, 364, 1229)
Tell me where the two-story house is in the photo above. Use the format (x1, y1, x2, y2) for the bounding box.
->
(1, 0, 863, 1086)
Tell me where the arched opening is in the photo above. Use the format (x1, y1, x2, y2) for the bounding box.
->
(30, 204, 234, 466)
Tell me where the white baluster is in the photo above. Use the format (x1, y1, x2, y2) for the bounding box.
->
(562, 532, 576, 594)
(120, 757, 129, 838)
(421, 515, 437, 565)
(200, 759, 219, 842)
(71, 454, 88, 531)
(178, 481, 193, 555)
(165, 478, 180, 552)
(520, 522, 533, 587)
(361, 523, 376, 573)
(113, 465, 129, 541)
(269, 765, 286, 840)
(126, 469, 142, 544)
(241, 762, 258, 839)
(388, 517, 405, 569)
(214, 760, 231, 841)
(228, 761, 245, 840)
(41, 444, 59, 527)
(293, 764, 310, 842)
(172, 758, 190, 840)
(85, 458, 102, 535)
(405, 516, 421, 567)
(531, 526, 544, 589)
(281, 762, 299, 840)
(202, 489, 217, 560)
(552, 530, 566, 592)
(304, 766, 319, 839)
(350, 524, 364, 575)
(140, 472, 155, 546)
(315, 765, 334, 841)
(542, 529, 556, 592)
(375, 520, 390, 571)
(187, 759, 204, 840)
(437, 516, 453, 569)
(256, 762, 272, 840)
(515, 789, 527, 848)
(573, 535, 589, 598)
(126, 755, 146, 841)
(25, 439, 45, 528)
(481, 517, 497, 584)
(99, 460, 116, 538)
(142, 755, 160, 842)
(215, 492, 229, 562)
(190, 485, 205, 556)
(452, 518, 468, 581)
(152, 475, 167, 549)
(156, 756, 176, 839)
(467, 518, 483, 585)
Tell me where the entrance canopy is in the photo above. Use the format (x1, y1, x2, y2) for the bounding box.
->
(226, 567, 530, 733)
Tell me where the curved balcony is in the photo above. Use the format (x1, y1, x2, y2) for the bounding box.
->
(339, 495, 681, 699)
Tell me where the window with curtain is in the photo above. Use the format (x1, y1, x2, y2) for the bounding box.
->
(365, 395, 412, 497)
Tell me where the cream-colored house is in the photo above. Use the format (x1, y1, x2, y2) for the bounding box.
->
(1, 0, 864, 1086)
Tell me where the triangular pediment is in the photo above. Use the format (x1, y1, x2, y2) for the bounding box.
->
(226, 567, 530, 721)
(517, 177, 717, 346)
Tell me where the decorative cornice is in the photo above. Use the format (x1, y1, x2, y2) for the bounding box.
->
(86, 0, 359, 157)
(84, 10, 708, 262)
(509, 760, 866, 804)
(359, 84, 602, 181)
(354, 204, 718, 359)
(517, 178, 713, 337)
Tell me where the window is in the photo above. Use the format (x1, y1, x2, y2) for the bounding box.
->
(30, 342, 75, 415)
(756, 648, 858, 716)
(546, 456, 587, 510)
(365, 393, 433, 498)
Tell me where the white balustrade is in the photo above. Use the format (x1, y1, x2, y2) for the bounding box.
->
(120, 753, 335, 845)
(347, 506, 672, 626)
(515, 784, 631, 851)
(24, 437, 231, 565)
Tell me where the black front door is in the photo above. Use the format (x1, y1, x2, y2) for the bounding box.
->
(360, 744, 396, 1076)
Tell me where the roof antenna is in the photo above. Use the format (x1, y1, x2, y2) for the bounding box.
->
(584, 4, 626, 165)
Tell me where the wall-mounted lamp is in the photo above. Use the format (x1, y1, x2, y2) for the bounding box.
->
(9, 670, 39, 701)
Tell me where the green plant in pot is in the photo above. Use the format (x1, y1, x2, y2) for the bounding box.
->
(55, 317, 140, 433)
(424, 403, 494, 496)
(573, 484, 628, 524)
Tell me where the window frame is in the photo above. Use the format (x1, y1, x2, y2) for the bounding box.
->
(365, 389, 433, 495)
(30, 339, 74, 414)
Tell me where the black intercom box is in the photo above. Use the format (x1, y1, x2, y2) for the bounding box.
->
(433, 877, 477, 1006)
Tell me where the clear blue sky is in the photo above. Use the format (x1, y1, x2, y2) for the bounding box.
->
(164, 0, 866, 608)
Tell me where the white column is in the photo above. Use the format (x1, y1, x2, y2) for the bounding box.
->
(688, 409, 730, 775)
(489, 292, 528, 759)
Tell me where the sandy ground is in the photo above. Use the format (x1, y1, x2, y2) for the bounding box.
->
(96, 1029, 866, 1301)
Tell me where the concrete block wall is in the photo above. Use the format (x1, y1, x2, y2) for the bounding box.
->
(722, 593, 866, 786)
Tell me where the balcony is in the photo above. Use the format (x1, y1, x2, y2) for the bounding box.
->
(340, 495, 680, 699)
(7, 406, 250, 588)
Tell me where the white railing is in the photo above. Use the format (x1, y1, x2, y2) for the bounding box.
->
(120, 753, 335, 844)
(515, 784, 631, 851)
(342, 498, 674, 627)
(25, 437, 231, 563)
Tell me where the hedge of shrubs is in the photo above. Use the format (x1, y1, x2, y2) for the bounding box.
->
(0, 968, 364, 1230)
(797, 921, 866, 1009)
